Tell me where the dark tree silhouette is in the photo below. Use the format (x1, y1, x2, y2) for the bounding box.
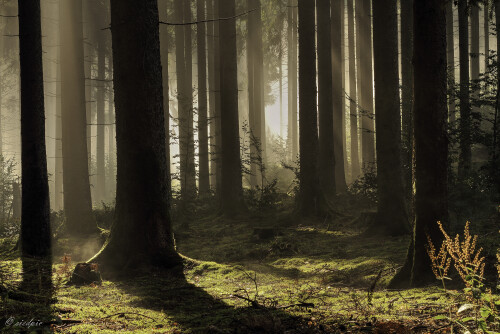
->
(458, 0, 471, 178)
(298, 0, 320, 216)
(18, 0, 52, 292)
(446, 1, 456, 124)
(390, 0, 448, 287)
(371, 0, 409, 236)
(219, 0, 244, 215)
(317, 0, 336, 198)
(90, 0, 181, 272)
(400, 0, 413, 198)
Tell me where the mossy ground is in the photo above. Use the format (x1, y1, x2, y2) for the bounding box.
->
(1, 202, 498, 333)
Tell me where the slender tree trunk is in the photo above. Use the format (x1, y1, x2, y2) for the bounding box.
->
(159, 0, 171, 192)
(107, 75, 115, 201)
(55, 54, 63, 211)
(371, 0, 408, 236)
(247, 0, 257, 187)
(332, 0, 347, 192)
(318, 0, 335, 197)
(60, 0, 97, 235)
(198, 0, 210, 196)
(214, 0, 222, 199)
(96, 37, 106, 205)
(18, 0, 52, 292)
(184, 0, 196, 196)
(207, 0, 217, 191)
(348, 0, 360, 180)
(287, 0, 293, 161)
(175, 0, 196, 199)
(90, 0, 181, 272)
(390, 0, 448, 288)
(219, 0, 243, 215)
(289, 0, 298, 162)
(471, 3, 480, 116)
(447, 1, 456, 124)
(458, 0, 472, 178)
(401, 0, 413, 201)
(298, 0, 320, 216)
(484, 1, 490, 74)
(360, 0, 375, 169)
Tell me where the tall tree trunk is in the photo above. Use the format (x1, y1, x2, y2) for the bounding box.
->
(54, 54, 63, 211)
(184, 0, 196, 196)
(198, 0, 210, 195)
(175, 0, 196, 199)
(60, 0, 97, 235)
(287, 0, 293, 161)
(390, 0, 448, 288)
(471, 3, 480, 118)
(107, 74, 115, 201)
(401, 0, 413, 201)
(96, 37, 106, 206)
(214, 0, 222, 198)
(207, 0, 217, 191)
(458, 0, 472, 178)
(18, 0, 52, 292)
(332, 0, 347, 192)
(484, 1, 490, 74)
(159, 0, 171, 193)
(288, 0, 298, 162)
(318, 0, 336, 197)
(359, 0, 375, 169)
(247, 0, 265, 188)
(447, 1, 456, 124)
(298, 0, 320, 216)
(371, 0, 408, 236)
(348, 0, 360, 180)
(247, 0, 257, 188)
(219, 0, 244, 215)
(90, 0, 181, 272)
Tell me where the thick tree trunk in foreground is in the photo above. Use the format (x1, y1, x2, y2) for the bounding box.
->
(458, 0, 472, 178)
(371, 0, 408, 236)
(317, 0, 336, 198)
(90, 0, 180, 272)
(198, 0, 210, 196)
(219, 0, 244, 215)
(298, 0, 321, 216)
(390, 0, 448, 288)
(60, 0, 97, 235)
(348, 0, 360, 181)
(18, 0, 52, 292)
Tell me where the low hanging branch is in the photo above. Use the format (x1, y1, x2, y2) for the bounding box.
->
(159, 8, 256, 26)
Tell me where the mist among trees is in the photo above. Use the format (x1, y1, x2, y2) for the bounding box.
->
(0, 0, 499, 332)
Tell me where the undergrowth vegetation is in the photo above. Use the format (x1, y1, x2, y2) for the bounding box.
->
(1, 182, 499, 333)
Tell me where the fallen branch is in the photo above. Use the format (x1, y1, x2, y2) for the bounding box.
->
(277, 302, 315, 310)
(98, 312, 157, 322)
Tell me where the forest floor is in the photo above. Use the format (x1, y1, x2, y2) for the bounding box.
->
(0, 199, 499, 333)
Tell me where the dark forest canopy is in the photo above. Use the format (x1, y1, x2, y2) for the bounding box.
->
(0, 0, 498, 333)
